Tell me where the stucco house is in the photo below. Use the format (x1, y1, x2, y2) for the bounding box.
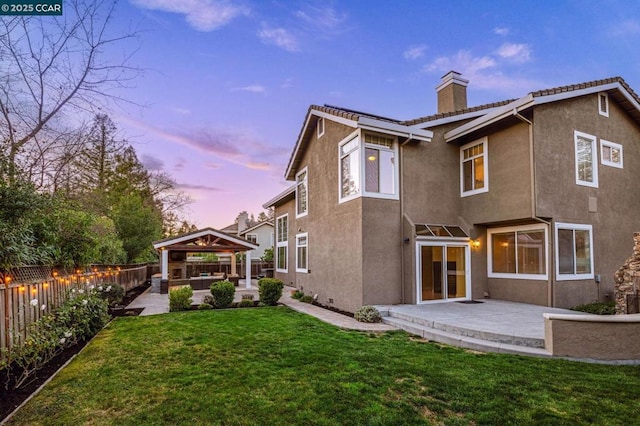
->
(220, 212, 274, 260)
(264, 72, 640, 313)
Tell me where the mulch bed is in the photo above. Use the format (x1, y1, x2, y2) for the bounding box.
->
(311, 300, 355, 318)
(0, 282, 150, 422)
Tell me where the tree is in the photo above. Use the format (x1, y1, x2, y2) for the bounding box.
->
(0, 0, 139, 181)
(111, 193, 162, 263)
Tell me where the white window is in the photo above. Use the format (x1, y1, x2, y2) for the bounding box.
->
(574, 131, 598, 188)
(339, 135, 360, 202)
(488, 225, 548, 280)
(296, 167, 308, 217)
(555, 223, 594, 280)
(364, 133, 397, 197)
(276, 214, 288, 272)
(317, 117, 325, 138)
(598, 92, 609, 117)
(296, 233, 308, 273)
(339, 131, 398, 203)
(245, 233, 257, 244)
(460, 137, 488, 196)
(600, 140, 623, 168)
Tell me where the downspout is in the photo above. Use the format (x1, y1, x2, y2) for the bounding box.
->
(513, 109, 553, 307)
(399, 135, 413, 304)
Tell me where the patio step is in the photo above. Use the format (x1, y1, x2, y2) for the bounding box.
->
(382, 316, 552, 358)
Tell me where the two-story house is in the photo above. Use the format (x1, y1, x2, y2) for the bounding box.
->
(264, 72, 640, 313)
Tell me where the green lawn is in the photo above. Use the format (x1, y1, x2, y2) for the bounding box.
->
(8, 307, 640, 425)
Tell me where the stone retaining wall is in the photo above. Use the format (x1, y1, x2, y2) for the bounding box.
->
(614, 233, 640, 314)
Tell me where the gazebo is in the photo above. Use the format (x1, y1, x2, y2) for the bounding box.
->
(152, 227, 259, 292)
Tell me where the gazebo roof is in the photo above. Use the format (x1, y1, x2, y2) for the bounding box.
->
(152, 227, 259, 252)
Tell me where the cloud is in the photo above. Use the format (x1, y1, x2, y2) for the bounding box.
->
(424, 49, 541, 92)
(495, 43, 532, 64)
(294, 5, 348, 37)
(204, 161, 220, 169)
(130, 0, 249, 31)
(176, 182, 222, 192)
(258, 24, 300, 52)
(231, 85, 267, 93)
(403, 45, 427, 61)
(493, 27, 509, 36)
(174, 157, 187, 172)
(609, 19, 640, 37)
(141, 154, 164, 171)
(167, 106, 191, 115)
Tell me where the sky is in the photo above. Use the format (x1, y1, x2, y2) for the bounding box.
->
(102, 0, 640, 229)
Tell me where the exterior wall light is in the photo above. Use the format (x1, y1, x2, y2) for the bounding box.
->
(472, 240, 481, 249)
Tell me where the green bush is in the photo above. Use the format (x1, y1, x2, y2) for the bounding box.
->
(197, 303, 213, 310)
(572, 301, 616, 315)
(292, 290, 304, 300)
(169, 286, 193, 312)
(299, 295, 314, 303)
(202, 295, 214, 306)
(258, 278, 283, 306)
(354, 305, 382, 323)
(238, 299, 254, 308)
(210, 280, 235, 309)
(96, 282, 125, 306)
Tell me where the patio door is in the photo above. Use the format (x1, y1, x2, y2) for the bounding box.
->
(417, 243, 470, 303)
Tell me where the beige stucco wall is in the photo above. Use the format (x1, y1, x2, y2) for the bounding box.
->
(544, 315, 640, 360)
(534, 94, 640, 308)
(274, 197, 296, 287)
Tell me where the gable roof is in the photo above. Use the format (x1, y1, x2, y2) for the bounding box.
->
(285, 105, 434, 180)
(263, 184, 295, 208)
(240, 220, 274, 236)
(153, 227, 259, 251)
(445, 76, 640, 142)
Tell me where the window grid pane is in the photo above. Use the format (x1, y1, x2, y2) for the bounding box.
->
(575, 230, 591, 274)
(558, 229, 575, 274)
(517, 231, 545, 274)
(492, 232, 516, 274)
(577, 136, 594, 183)
(365, 147, 379, 193)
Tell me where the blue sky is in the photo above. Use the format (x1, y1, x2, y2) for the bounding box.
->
(108, 0, 640, 228)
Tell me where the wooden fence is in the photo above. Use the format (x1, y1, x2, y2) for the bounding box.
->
(1, 265, 148, 355)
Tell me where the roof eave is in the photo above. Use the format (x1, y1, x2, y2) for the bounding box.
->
(262, 184, 296, 209)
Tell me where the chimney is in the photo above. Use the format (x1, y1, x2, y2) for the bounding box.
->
(237, 212, 249, 234)
(436, 71, 468, 114)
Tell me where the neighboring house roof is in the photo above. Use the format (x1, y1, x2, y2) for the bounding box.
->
(445, 76, 640, 142)
(240, 220, 274, 236)
(153, 227, 259, 251)
(285, 104, 434, 180)
(262, 184, 295, 208)
(221, 223, 238, 233)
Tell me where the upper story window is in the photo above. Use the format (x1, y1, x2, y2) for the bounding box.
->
(488, 225, 548, 280)
(574, 131, 598, 188)
(245, 233, 257, 244)
(276, 214, 288, 272)
(555, 222, 593, 280)
(296, 168, 308, 217)
(601, 140, 623, 168)
(339, 131, 398, 203)
(460, 137, 488, 197)
(317, 117, 325, 138)
(598, 92, 609, 117)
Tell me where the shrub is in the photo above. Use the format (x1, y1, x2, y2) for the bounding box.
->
(210, 280, 235, 309)
(169, 286, 193, 312)
(299, 295, 314, 304)
(258, 278, 283, 306)
(354, 305, 382, 323)
(292, 290, 304, 300)
(57, 290, 110, 340)
(202, 295, 214, 306)
(197, 303, 213, 310)
(572, 301, 616, 315)
(238, 299, 254, 308)
(96, 282, 125, 306)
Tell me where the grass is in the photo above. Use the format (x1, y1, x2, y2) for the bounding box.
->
(7, 307, 640, 425)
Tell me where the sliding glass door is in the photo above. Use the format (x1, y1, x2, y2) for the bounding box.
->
(418, 243, 470, 302)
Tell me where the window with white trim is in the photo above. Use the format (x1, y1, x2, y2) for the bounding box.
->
(296, 167, 308, 217)
(460, 137, 488, 196)
(245, 233, 257, 244)
(276, 214, 288, 272)
(339, 132, 398, 203)
(600, 140, 623, 168)
(555, 223, 594, 280)
(598, 92, 609, 117)
(296, 233, 308, 273)
(364, 133, 396, 196)
(488, 225, 548, 280)
(339, 136, 360, 201)
(574, 131, 598, 187)
(317, 117, 325, 138)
